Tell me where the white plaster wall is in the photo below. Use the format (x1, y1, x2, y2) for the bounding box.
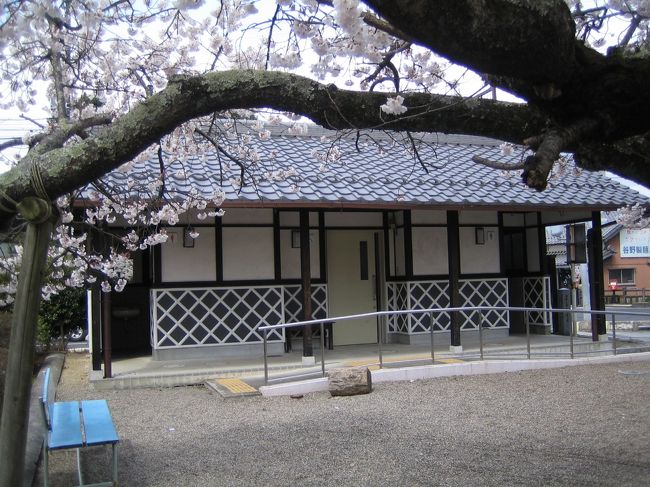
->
(280, 229, 321, 279)
(541, 211, 591, 225)
(502, 213, 525, 227)
(411, 210, 446, 224)
(527, 227, 541, 272)
(412, 227, 448, 275)
(279, 211, 319, 226)
(460, 226, 500, 274)
(221, 208, 273, 224)
(161, 227, 216, 282)
(459, 211, 498, 224)
(279, 212, 298, 226)
(325, 212, 383, 227)
(525, 212, 538, 226)
(222, 227, 274, 280)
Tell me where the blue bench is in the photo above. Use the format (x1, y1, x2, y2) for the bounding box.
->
(40, 368, 120, 487)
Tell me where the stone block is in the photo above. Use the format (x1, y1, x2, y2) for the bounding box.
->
(328, 366, 372, 396)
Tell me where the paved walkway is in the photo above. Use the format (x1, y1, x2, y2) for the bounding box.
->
(89, 330, 650, 390)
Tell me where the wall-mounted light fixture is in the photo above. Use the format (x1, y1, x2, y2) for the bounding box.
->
(183, 227, 195, 248)
(475, 227, 485, 245)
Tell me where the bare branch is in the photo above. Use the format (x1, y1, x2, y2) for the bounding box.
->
(194, 128, 247, 190)
(0, 138, 25, 152)
(19, 114, 46, 130)
(29, 113, 114, 156)
(521, 119, 599, 190)
(472, 156, 525, 171)
(265, 5, 282, 71)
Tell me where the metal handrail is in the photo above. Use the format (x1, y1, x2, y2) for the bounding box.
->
(260, 305, 650, 385)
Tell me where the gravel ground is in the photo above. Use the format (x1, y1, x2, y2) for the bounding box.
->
(38, 353, 650, 487)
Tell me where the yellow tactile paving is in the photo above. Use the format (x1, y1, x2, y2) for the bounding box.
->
(216, 378, 257, 394)
(343, 360, 380, 370)
(437, 358, 466, 364)
(344, 355, 465, 368)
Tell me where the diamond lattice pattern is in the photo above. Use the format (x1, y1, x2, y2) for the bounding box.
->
(153, 286, 288, 348)
(524, 277, 550, 326)
(459, 278, 509, 330)
(409, 281, 450, 332)
(284, 285, 328, 339)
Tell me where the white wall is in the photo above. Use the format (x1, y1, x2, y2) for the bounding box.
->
(503, 213, 526, 227)
(411, 210, 446, 224)
(459, 211, 498, 224)
(279, 211, 319, 226)
(460, 226, 500, 274)
(412, 227, 448, 275)
(161, 227, 216, 282)
(280, 229, 321, 279)
(221, 208, 273, 224)
(541, 210, 591, 225)
(325, 212, 383, 227)
(222, 227, 275, 280)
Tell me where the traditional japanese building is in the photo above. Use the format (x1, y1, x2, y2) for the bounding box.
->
(83, 123, 650, 372)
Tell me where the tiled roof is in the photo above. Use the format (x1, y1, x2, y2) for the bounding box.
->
(100, 123, 650, 210)
(602, 223, 623, 242)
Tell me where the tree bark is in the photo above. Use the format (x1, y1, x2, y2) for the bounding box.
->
(0, 212, 53, 487)
(0, 70, 548, 229)
(366, 0, 577, 84)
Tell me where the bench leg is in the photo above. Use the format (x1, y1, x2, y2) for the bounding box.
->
(43, 448, 49, 487)
(76, 447, 85, 486)
(112, 443, 118, 486)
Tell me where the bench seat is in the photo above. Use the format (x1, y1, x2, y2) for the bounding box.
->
(41, 368, 119, 487)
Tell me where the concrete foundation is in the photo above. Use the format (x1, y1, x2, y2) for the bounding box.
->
(387, 328, 510, 346)
(152, 342, 284, 361)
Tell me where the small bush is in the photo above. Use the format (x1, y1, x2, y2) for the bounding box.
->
(38, 288, 86, 346)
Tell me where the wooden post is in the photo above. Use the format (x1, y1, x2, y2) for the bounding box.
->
(0, 198, 53, 487)
(300, 209, 313, 357)
(588, 212, 606, 339)
(447, 211, 461, 348)
(91, 288, 102, 370)
(102, 291, 113, 378)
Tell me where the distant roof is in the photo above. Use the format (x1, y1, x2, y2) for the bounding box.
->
(99, 122, 650, 212)
(603, 223, 624, 243)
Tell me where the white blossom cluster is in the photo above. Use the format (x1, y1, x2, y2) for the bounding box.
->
(1, 0, 648, 308)
(612, 203, 650, 229)
(380, 96, 408, 116)
(0, 140, 230, 306)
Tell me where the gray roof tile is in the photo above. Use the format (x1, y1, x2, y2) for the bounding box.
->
(95, 123, 650, 210)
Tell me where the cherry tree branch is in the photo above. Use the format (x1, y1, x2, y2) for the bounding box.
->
(0, 68, 644, 227)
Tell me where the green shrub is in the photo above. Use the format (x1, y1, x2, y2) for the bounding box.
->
(38, 288, 86, 345)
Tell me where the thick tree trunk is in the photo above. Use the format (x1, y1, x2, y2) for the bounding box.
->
(0, 70, 547, 230)
(0, 212, 53, 487)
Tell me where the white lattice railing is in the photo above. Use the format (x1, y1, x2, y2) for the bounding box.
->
(459, 278, 509, 330)
(386, 278, 509, 334)
(151, 285, 328, 349)
(523, 277, 551, 327)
